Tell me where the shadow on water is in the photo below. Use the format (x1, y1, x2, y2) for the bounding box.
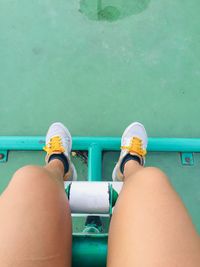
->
(79, 0, 150, 22)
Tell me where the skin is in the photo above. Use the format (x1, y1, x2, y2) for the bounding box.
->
(0, 159, 199, 267)
(107, 160, 200, 267)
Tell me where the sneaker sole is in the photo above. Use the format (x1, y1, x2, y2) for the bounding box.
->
(70, 162, 77, 181)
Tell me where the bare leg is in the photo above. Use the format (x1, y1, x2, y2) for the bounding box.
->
(107, 161, 200, 267)
(0, 159, 71, 267)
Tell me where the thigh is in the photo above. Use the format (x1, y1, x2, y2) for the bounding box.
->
(0, 165, 72, 267)
(107, 167, 200, 267)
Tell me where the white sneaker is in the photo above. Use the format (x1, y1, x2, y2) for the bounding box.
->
(112, 122, 148, 181)
(43, 122, 77, 181)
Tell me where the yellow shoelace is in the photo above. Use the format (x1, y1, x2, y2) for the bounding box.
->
(121, 137, 147, 157)
(43, 136, 65, 155)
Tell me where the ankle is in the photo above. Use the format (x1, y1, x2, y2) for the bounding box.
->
(123, 160, 143, 180)
(49, 153, 69, 172)
(45, 159, 65, 183)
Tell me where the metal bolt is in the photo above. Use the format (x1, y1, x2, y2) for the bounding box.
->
(185, 157, 190, 163)
(0, 153, 4, 160)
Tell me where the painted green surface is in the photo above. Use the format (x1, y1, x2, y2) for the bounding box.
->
(0, 0, 200, 237)
(80, 0, 150, 21)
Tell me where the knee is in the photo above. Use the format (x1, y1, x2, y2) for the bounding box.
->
(140, 166, 167, 178)
(14, 164, 49, 179)
(11, 165, 53, 190)
(128, 166, 170, 188)
(6, 165, 68, 215)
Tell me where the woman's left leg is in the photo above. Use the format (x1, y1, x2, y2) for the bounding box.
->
(0, 159, 71, 267)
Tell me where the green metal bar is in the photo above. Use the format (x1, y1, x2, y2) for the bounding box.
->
(88, 144, 102, 181)
(1, 136, 200, 152)
(72, 234, 107, 267)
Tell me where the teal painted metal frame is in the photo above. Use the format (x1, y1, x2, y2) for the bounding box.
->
(0, 137, 200, 180)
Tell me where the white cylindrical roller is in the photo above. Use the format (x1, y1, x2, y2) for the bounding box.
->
(64, 181, 123, 214)
(69, 182, 110, 214)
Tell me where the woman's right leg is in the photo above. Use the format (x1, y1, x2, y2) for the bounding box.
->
(107, 160, 200, 267)
(0, 161, 72, 267)
(0, 122, 76, 267)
